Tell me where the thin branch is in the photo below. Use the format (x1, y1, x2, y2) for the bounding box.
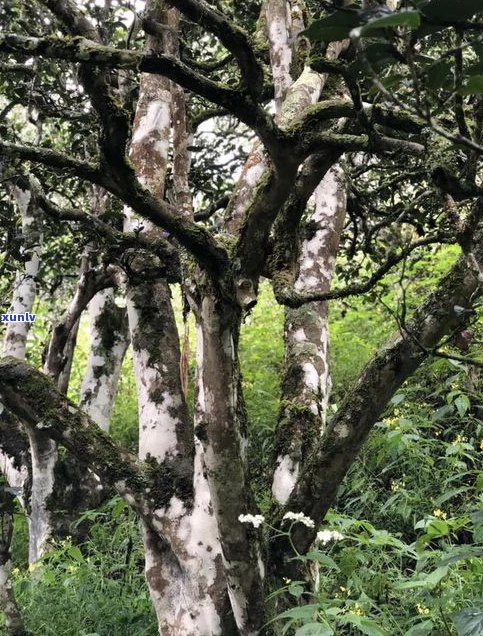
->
(194, 194, 229, 221)
(0, 140, 102, 183)
(431, 349, 483, 369)
(273, 234, 450, 307)
(165, 0, 265, 97)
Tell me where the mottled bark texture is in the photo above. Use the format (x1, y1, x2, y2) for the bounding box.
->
(193, 294, 266, 634)
(272, 166, 346, 504)
(79, 289, 129, 431)
(122, 3, 238, 633)
(269, 209, 483, 576)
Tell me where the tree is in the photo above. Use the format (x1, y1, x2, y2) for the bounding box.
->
(0, 0, 482, 634)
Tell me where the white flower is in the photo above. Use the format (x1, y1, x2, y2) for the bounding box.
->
(316, 529, 345, 545)
(238, 514, 265, 528)
(282, 512, 315, 528)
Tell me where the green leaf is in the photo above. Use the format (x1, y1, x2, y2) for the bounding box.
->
(426, 519, 449, 538)
(288, 583, 305, 598)
(452, 607, 483, 636)
(433, 486, 470, 506)
(437, 546, 483, 566)
(395, 567, 447, 589)
(471, 509, 483, 542)
(67, 545, 84, 563)
(459, 75, 483, 96)
(425, 565, 448, 586)
(454, 394, 471, 416)
(421, 0, 483, 21)
(304, 551, 340, 571)
(360, 10, 421, 34)
(295, 623, 333, 636)
(404, 620, 434, 636)
(341, 614, 388, 636)
(273, 604, 321, 622)
(303, 11, 361, 42)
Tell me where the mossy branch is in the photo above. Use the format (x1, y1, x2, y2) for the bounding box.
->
(0, 358, 173, 525)
(0, 33, 278, 149)
(271, 206, 483, 562)
(165, 0, 265, 97)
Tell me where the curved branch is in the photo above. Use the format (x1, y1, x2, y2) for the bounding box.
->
(273, 234, 451, 307)
(0, 358, 170, 527)
(271, 203, 483, 564)
(0, 140, 102, 184)
(0, 33, 279, 151)
(165, 0, 264, 97)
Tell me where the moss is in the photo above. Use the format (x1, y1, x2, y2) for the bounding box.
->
(144, 456, 194, 509)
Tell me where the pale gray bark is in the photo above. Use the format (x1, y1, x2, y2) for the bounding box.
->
(272, 166, 347, 504)
(79, 289, 129, 431)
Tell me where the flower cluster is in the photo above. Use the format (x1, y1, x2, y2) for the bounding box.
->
(238, 514, 265, 528)
(433, 508, 447, 519)
(316, 529, 345, 545)
(282, 512, 315, 528)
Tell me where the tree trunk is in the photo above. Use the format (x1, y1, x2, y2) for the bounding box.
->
(79, 289, 129, 431)
(272, 166, 346, 504)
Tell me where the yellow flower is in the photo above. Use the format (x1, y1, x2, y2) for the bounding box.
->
(11, 567, 20, 577)
(28, 562, 37, 573)
(479, 440, 483, 451)
(416, 603, 430, 615)
(454, 435, 466, 444)
(351, 603, 364, 616)
(433, 509, 447, 520)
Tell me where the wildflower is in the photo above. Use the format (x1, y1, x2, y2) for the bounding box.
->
(480, 440, 483, 451)
(454, 434, 466, 444)
(238, 514, 265, 528)
(282, 512, 315, 528)
(28, 562, 37, 573)
(316, 529, 345, 545)
(11, 567, 20, 577)
(416, 603, 430, 615)
(433, 509, 447, 520)
(351, 603, 364, 616)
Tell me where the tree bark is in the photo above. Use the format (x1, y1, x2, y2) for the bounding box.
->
(272, 166, 346, 504)
(79, 289, 129, 431)
(270, 207, 483, 577)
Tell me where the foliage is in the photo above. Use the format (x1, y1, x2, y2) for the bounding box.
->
(2, 498, 157, 636)
(270, 507, 483, 636)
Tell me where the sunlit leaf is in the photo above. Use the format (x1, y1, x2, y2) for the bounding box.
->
(360, 10, 421, 34)
(303, 11, 360, 42)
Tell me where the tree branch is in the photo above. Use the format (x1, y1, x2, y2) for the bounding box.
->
(0, 357, 185, 529)
(164, 0, 264, 97)
(0, 33, 279, 152)
(271, 203, 483, 562)
(0, 140, 102, 184)
(273, 234, 451, 307)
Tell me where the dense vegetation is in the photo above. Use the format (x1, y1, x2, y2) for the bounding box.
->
(4, 265, 482, 636)
(1, 0, 482, 634)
